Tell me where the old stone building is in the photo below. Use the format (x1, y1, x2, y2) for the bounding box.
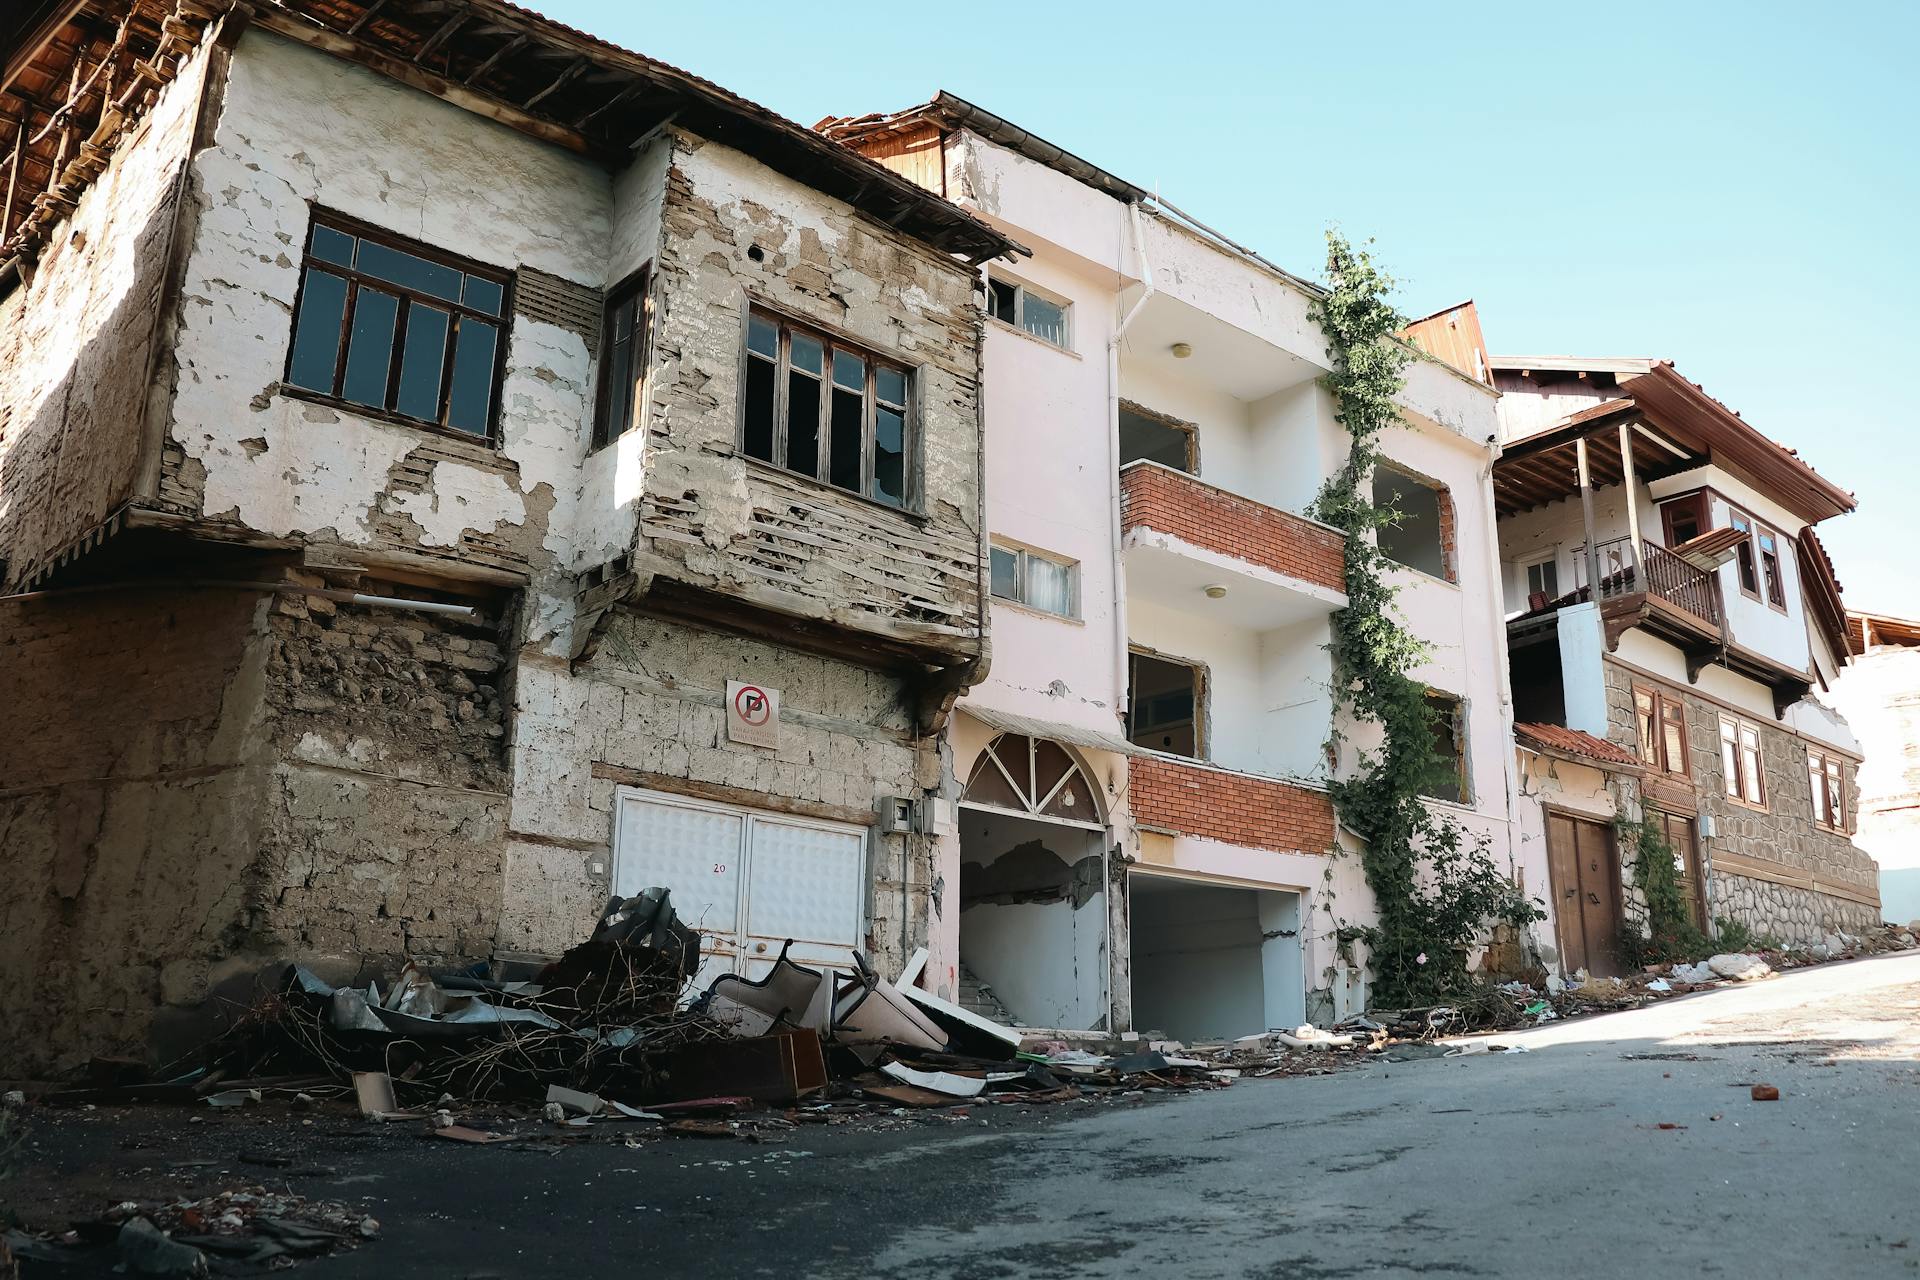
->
(0, 0, 1016, 1073)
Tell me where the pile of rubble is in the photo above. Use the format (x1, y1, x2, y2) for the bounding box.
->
(3, 1190, 376, 1276)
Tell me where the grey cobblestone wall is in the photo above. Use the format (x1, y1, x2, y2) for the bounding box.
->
(1602, 660, 1880, 945)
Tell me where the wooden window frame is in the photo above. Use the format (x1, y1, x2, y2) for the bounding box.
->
(1422, 690, 1471, 806)
(988, 541, 1081, 620)
(1632, 683, 1690, 777)
(1521, 550, 1560, 603)
(590, 265, 652, 452)
(1807, 747, 1849, 833)
(737, 304, 918, 512)
(1718, 713, 1769, 809)
(1727, 506, 1763, 602)
(986, 272, 1073, 351)
(1126, 646, 1208, 761)
(1756, 522, 1788, 613)
(1659, 490, 1709, 548)
(282, 208, 513, 443)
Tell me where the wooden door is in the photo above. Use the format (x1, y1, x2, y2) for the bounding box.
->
(1546, 813, 1623, 977)
(1653, 810, 1708, 930)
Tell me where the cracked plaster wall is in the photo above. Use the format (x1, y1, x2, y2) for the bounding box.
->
(0, 40, 212, 589)
(157, 31, 615, 633)
(634, 132, 985, 654)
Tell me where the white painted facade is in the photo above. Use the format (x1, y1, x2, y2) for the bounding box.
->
(909, 122, 1527, 1028)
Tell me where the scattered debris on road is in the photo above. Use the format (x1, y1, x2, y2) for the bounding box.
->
(1751, 1084, 1782, 1101)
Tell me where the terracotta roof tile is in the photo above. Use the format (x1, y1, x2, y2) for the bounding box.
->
(1514, 722, 1642, 769)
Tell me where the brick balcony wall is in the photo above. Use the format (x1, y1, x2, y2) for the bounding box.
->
(1129, 754, 1337, 855)
(1120, 464, 1348, 595)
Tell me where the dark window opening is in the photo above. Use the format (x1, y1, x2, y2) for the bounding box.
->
(284, 213, 509, 438)
(1119, 405, 1195, 473)
(1127, 651, 1203, 758)
(592, 267, 651, 450)
(740, 308, 912, 509)
(1661, 491, 1708, 547)
(1729, 508, 1760, 598)
(1422, 691, 1469, 804)
(1758, 527, 1786, 610)
(1375, 466, 1450, 580)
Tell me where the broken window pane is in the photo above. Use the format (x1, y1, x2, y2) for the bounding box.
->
(309, 223, 355, 267)
(341, 288, 400, 407)
(287, 268, 347, 392)
(395, 303, 451, 421)
(462, 274, 504, 316)
(874, 405, 905, 507)
(786, 368, 820, 476)
(356, 239, 463, 304)
(744, 356, 775, 461)
(446, 318, 498, 434)
(830, 385, 863, 492)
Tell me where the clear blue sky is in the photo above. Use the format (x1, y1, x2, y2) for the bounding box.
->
(542, 0, 1917, 615)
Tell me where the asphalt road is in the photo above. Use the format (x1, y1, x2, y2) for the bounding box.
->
(14, 953, 1919, 1278)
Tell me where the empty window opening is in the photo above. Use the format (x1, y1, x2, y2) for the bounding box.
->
(990, 544, 1079, 618)
(742, 309, 911, 508)
(986, 274, 1070, 349)
(285, 213, 508, 437)
(1374, 465, 1452, 581)
(1422, 691, 1469, 804)
(592, 266, 651, 450)
(1127, 651, 1203, 757)
(1729, 508, 1761, 599)
(1118, 404, 1196, 473)
(1129, 876, 1304, 1041)
(1757, 527, 1786, 610)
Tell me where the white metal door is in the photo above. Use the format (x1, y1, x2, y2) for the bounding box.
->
(740, 815, 866, 978)
(610, 787, 867, 986)
(611, 791, 746, 990)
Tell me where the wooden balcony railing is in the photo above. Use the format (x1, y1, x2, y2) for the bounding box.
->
(1573, 536, 1721, 628)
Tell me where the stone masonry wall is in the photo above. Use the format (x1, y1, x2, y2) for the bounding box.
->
(1603, 660, 1880, 945)
(254, 579, 510, 971)
(0, 584, 274, 1075)
(499, 610, 931, 975)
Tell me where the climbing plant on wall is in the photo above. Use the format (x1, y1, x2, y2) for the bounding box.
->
(1310, 230, 1542, 1008)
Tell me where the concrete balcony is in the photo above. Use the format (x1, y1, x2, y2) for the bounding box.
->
(1119, 461, 1347, 627)
(1128, 754, 1336, 856)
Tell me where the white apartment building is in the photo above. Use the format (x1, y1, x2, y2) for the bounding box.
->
(823, 97, 1532, 1036)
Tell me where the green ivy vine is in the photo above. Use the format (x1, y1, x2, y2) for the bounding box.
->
(1309, 230, 1542, 1008)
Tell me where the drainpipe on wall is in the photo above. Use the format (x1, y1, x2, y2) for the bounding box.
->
(1111, 202, 1156, 722)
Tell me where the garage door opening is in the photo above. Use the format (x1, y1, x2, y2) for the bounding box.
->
(958, 733, 1109, 1031)
(1129, 874, 1302, 1042)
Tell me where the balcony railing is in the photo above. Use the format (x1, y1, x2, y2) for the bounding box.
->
(1571, 536, 1721, 628)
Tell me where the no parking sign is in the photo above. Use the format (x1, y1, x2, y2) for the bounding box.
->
(726, 679, 781, 749)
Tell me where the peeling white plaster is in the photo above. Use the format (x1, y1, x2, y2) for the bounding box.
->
(388, 460, 524, 547)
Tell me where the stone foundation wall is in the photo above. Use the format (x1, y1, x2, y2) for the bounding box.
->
(1603, 659, 1878, 945)
(254, 581, 511, 971)
(1708, 871, 1880, 943)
